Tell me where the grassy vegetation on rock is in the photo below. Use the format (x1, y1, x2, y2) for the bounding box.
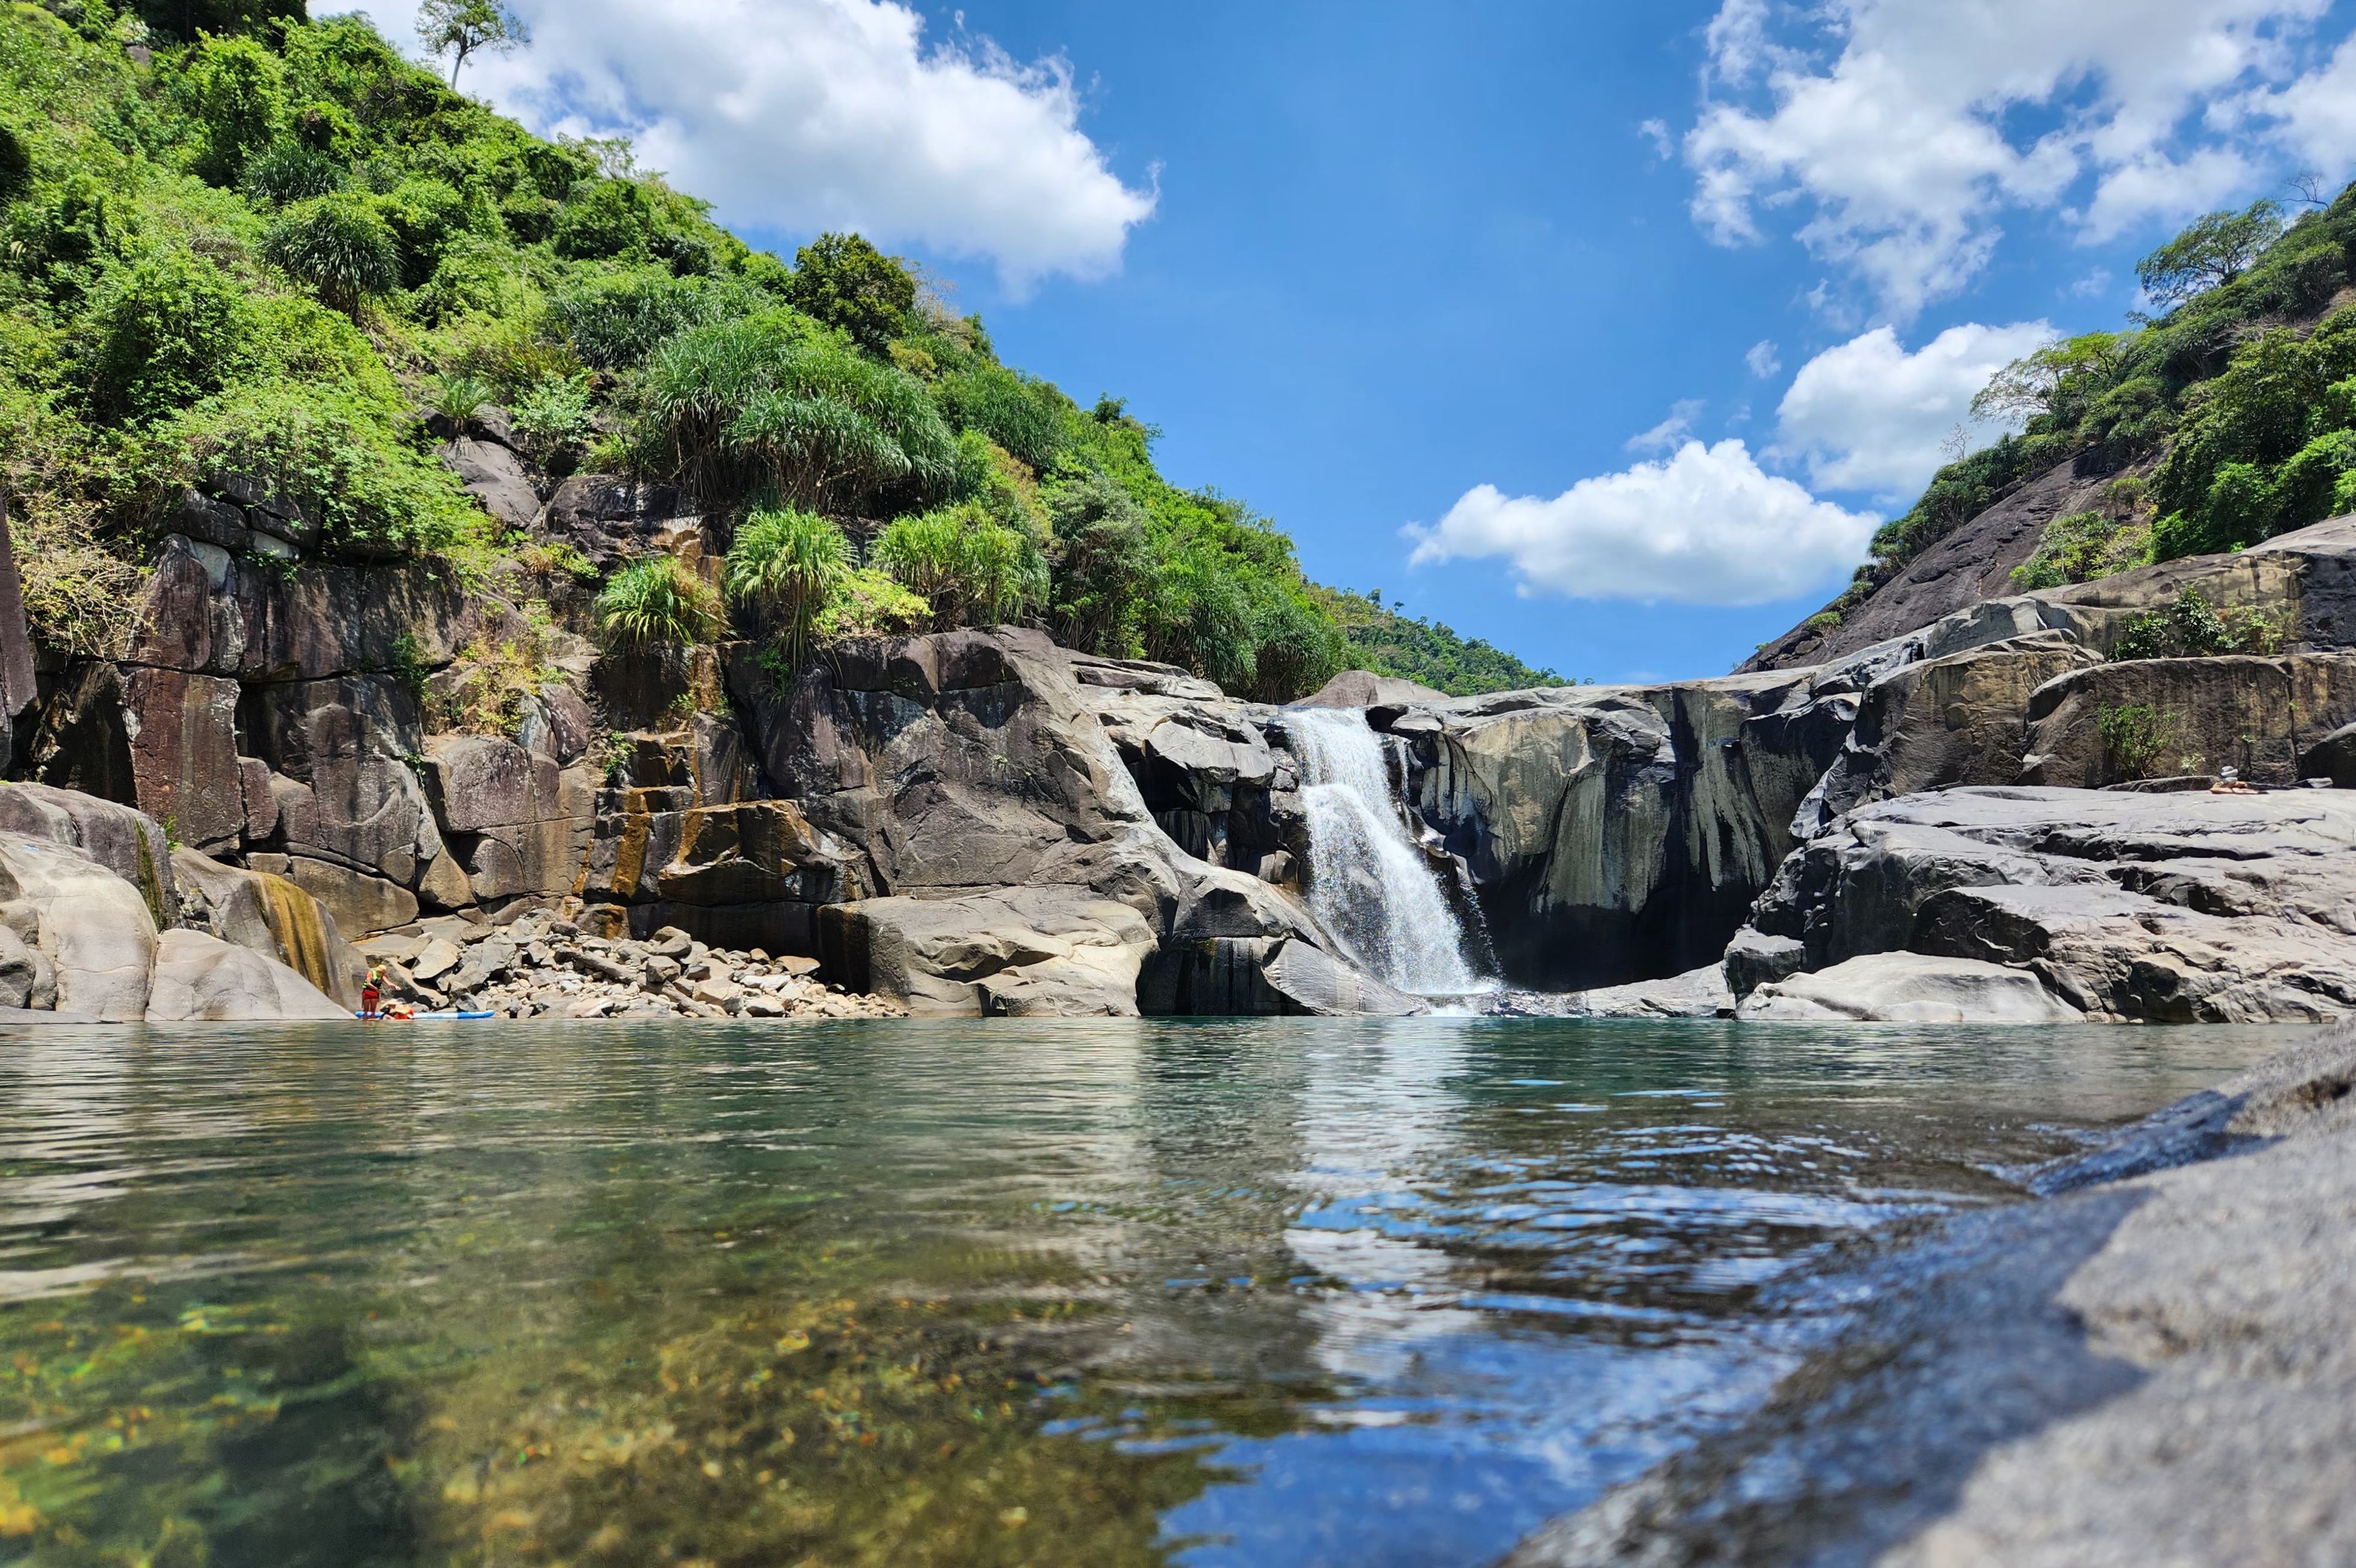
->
(0, 1, 1551, 702)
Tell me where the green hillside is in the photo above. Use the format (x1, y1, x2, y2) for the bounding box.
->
(1847, 184, 2356, 607)
(0, 0, 1555, 704)
(1312, 586, 1567, 695)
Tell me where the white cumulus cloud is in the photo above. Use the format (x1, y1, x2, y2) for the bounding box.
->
(1774, 322, 2059, 497)
(1683, 0, 2352, 317)
(343, 0, 1156, 291)
(1405, 441, 1879, 607)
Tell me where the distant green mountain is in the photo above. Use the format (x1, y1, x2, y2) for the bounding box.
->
(1310, 586, 1567, 695)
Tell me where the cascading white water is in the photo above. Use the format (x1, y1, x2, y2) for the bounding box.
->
(1281, 708, 1486, 996)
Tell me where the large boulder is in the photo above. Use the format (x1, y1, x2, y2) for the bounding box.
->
(1735, 787, 2356, 1022)
(1553, 963, 1734, 1019)
(1796, 632, 2103, 835)
(0, 837, 158, 1021)
(145, 929, 350, 1022)
(0, 782, 176, 926)
(1738, 951, 2085, 1022)
(819, 887, 1158, 1017)
(437, 437, 540, 530)
(171, 847, 366, 1009)
(1258, 938, 1430, 1016)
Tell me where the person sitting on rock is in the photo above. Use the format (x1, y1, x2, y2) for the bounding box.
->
(2210, 767, 2260, 795)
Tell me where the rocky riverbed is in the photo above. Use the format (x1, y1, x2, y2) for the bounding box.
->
(356, 912, 905, 1020)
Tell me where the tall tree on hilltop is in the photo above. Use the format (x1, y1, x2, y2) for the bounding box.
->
(415, 0, 528, 90)
(786, 233, 917, 357)
(2137, 200, 2287, 308)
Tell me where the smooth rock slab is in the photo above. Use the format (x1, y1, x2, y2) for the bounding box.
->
(1739, 951, 2084, 1023)
(1553, 963, 1734, 1019)
(146, 930, 349, 1022)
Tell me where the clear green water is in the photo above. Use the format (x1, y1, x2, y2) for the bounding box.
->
(0, 1017, 2288, 1568)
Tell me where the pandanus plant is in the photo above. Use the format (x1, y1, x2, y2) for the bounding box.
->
(723, 507, 851, 670)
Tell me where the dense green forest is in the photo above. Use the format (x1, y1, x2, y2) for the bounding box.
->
(1828, 181, 2356, 613)
(1311, 586, 1565, 695)
(0, 0, 1558, 703)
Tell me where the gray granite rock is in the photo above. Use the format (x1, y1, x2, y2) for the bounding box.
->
(1738, 950, 2085, 1023)
(1506, 1025, 2356, 1568)
(1737, 786, 2356, 1023)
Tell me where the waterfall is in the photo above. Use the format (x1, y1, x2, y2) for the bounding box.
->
(1281, 708, 1487, 997)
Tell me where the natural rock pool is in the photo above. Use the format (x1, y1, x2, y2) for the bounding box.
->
(0, 1019, 2289, 1567)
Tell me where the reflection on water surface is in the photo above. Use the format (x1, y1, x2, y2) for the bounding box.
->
(0, 1017, 2285, 1567)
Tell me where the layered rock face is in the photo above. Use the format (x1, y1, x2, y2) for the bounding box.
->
(1344, 516, 2356, 1002)
(1728, 788, 2356, 1023)
(18, 443, 2356, 1024)
(730, 626, 1410, 1017)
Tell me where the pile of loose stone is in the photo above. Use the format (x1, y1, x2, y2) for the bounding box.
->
(355, 911, 907, 1020)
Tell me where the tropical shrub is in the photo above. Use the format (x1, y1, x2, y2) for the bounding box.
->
(2111, 586, 2291, 661)
(2098, 703, 2177, 780)
(550, 267, 752, 369)
(260, 194, 401, 316)
(812, 568, 929, 643)
(181, 33, 285, 181)
(642, 310, 956, 511)
(1043, 471, 1148, 656)
(509, 375, 596, 459)
(241, 140, 343, 207)
(2011, 508, 2150, 589)
(83, 250, 251, 425)
(596, 555, 724, 650)
(423, 372, 490, 429)
(151, 383, 481, 557)
(873, 507, 1041, 629)
(372, 175, 483, 288)
(937, 362, 1065, 473)
(724, 507, 849, 668)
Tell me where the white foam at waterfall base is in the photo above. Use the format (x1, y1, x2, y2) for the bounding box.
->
(1281, 708, 1487, 997)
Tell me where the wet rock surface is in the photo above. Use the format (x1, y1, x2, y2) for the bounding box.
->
(1504, 1024, 2356, 1568)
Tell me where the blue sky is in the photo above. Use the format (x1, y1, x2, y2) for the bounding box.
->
(356, 0, 2356, 682)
